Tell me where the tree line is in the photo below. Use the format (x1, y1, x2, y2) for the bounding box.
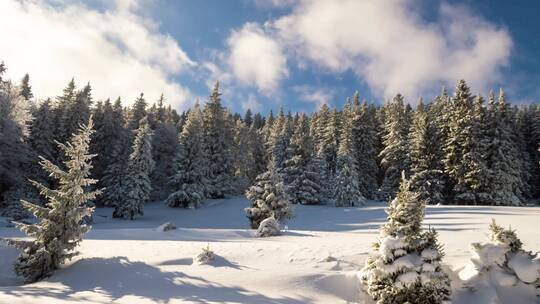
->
(1, 61, 540, 223)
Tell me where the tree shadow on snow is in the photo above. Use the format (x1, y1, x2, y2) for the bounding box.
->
(0, 256, 310, 304)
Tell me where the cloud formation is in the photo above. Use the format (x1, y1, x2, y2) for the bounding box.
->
(226, 23, 288, 95)
(272, 0, 512, 99)
(0, 0, 194, 108)
(292, 85, 335, 109)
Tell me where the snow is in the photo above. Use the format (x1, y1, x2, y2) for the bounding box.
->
(1, 197, 540, 303)
(156, 222, 177, 232)
(508, 252, 540, 284)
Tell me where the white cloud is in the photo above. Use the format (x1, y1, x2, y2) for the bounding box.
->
(272, 0, 512, 99)
(240, 93, 263, 112)
(0, 0, 193, 109)
(226, 23, 288, 95)
(292, 85, 334, 109)
(253, 0, 297, 9)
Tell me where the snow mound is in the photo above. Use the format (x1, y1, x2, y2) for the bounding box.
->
(156, 222, 177, 232)
(256, 216, 281, 237)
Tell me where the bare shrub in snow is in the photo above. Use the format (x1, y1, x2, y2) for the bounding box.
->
(195, 244, 215, 265)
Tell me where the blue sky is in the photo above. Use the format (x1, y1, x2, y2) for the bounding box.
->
(1, 0, 539, 114)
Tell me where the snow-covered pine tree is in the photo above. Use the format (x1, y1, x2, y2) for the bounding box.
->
(269, 109, 293, 172)
(244, 108, 253, 127)
(150, 96, 179, 200)
(167, 103, 207, 208)
(444, 80, 488, 204)
(379, 94, 410, 200)
(8, 117, 100, 283)
(62, 83, 92, 147)
(202, 81, 234, 198)
(232, 119, 251, 189)
(361, 174, 451, 304)
(246, 124, 267, 181)
(113, 116, 154, 219)
(427, 88, 453, 199)
(352, 100, 379, 200)
(320, 107, 340, 176)
(244, 165, 293, 230)
(408, 100, 445, 205)
(0, 74, 33, 211)
(29, 98, 56, 167)
(334, 104, 364, 207)
(283, 113, 322, 205)
(19, 73, 33, 101)
(482, 90, 523, 205)
(127, 93, 147, 130)
(515, 105, 538, 198)
(459, 219, 540, 299)
(99, 97, 129, 207)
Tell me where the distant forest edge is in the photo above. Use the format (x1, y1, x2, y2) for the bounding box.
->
(0, 60, 539, 220)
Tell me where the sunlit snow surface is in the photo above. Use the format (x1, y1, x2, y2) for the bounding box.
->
(1, 197, 539, 303)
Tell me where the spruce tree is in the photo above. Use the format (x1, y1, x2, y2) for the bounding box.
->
(334, 106, 364, 207)
(352, 101, 379, 200)
(361, 174, 451, 304)
(408, 100, 445, 205)
(167, 103, 207, 208)
(8, 117, 100, 283)
(20, 73, 33, 101)
(444, 81, 488, 204)
(150, 96, 179, 200)
(320, 107, 340, 176)
(99, 98, 129, 207)
(29, 98, 56, 163)
(0, 78, 33, 209)
(202, 82, 234, 198)
(482, 90, 523, 205)
(113, 117, 154, 219)
(379, 94, 410, 200)
(128, 93, 148, 130)
(245, 166, 293, 229)
(283, 113, 322, 205)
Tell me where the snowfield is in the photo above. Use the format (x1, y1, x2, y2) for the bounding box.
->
(1, 197, 539, 304)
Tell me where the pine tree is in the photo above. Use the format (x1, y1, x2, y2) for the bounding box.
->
(20, 73, 33, 101)
(203, 82, 234, 198)
(444, 81, 488, 204)
(113, 117, 154, 219)
(267, 108, 293, 172)
(8, 117, 100, 283)
(0, 78, 33, 208)
(379, 94, 410, 200)
(352, 101, 379, 200)
(62, 83, 92, 147)
(245, 166, 293, 229)
(482, 90, 523, 205)
(128, 93, 147, 130)
(320, 107, 340, 176)
(283, 113, 322, 205)
(167, 103, 207, 208)
(408, 100, 445, 205)
(99, 98, 129, 207)
(334, 106, 364, 207)
(53, 79, 77, 146)
(244, 108, 253, 127)
(361, 174, 451, 304)
(150, 96, 179, 200)
(29, 98, 55, 162)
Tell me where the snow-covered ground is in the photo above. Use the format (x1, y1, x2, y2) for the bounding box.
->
(1, 197, 539, 303)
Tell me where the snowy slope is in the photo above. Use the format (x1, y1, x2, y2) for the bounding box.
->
(1, 197, 539, 303)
